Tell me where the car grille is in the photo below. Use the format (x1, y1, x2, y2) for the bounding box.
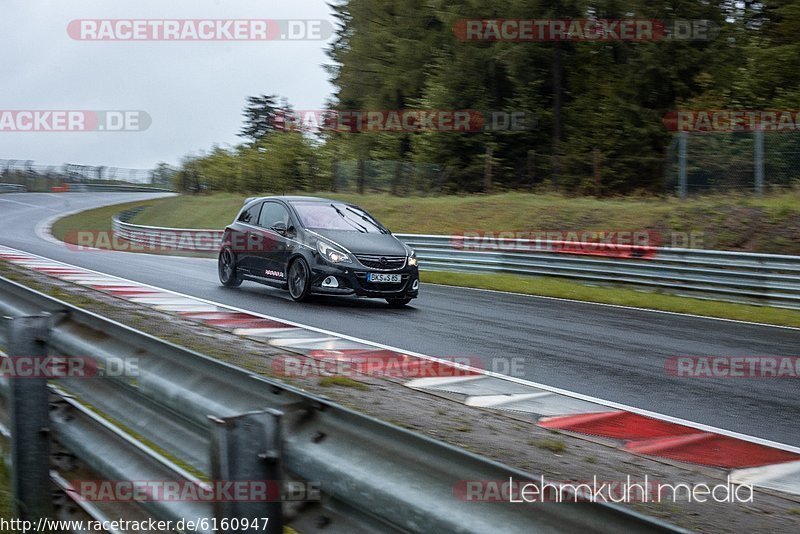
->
(355, 254, 406, 270)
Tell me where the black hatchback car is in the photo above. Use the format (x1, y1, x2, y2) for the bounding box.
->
(218, 196, 419, 306)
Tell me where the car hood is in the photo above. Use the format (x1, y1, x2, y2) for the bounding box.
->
(311, 229, 408, 256)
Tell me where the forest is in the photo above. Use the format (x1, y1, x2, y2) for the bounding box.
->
(173, 1, 800, 196)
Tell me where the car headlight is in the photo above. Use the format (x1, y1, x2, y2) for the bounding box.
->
(408, 252, 418, 267)
(318, 241, 352, 264)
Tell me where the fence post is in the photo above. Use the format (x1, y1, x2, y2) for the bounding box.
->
(3, 314, 54, 521)
(527, 150, 536, 191)
(754, 126, 765, 197)
(210, 409, 283, 534)
(483, 146, 493, 192)
(357, 159, 365, 194)
(592, 148, 602, 197)
(678, 131, 688, 199)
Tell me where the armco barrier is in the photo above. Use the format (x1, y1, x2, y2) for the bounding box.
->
(401, 234, 800, 309)
(0, 275, 680, 533)
(2, 183, 171, 194)
(0, 183, 26, 194)
(67, 183, 174, 193)
(111, 212, 800, 309)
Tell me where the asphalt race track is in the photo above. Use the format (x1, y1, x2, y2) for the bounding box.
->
(1, 192, 798, 445)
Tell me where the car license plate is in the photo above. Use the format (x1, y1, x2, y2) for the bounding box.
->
(368, 273, 401, 283)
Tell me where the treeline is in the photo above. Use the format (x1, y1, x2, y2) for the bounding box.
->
(173, 1, 800, 195)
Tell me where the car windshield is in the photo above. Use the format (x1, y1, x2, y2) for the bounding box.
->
(292, 202, 386, 233)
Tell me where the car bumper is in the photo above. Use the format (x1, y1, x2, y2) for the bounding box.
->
(309, 262, 420, 299)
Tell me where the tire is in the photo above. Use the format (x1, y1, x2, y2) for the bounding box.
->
(287, 258, 312, 302)
(386, 297, 412, 308)
(218, 248, 242, 287)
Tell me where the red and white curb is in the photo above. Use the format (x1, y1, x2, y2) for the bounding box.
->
(1, 243, 799, 498)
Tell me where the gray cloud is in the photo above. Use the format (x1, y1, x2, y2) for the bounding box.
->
(0, 0, 334, 168)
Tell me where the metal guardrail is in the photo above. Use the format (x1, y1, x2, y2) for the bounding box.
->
(112, 210, 223, 252)
(0, 183, 26, 194)
(1, 183, 170, 194)
(68, 183, 174, 193)
(0, 276, 678, 533)
(111, 213, 800, 309)
(401, 235, 800, 309)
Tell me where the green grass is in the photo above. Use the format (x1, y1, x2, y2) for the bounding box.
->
(125, 190, 800, 253)
(50, 198, 212, 257)
(450, 422, 473, 433)
(318, 376, 371, 390)
(421, 271, 800, 327)
(131, 193, 247, 230)
(531, 438, 567, 454)
(53, 190, 800, 253)
(51, 198, 155, 243)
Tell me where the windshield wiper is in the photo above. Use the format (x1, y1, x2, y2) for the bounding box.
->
(331, 203, 367, 232)
(345, 206, 388, 234)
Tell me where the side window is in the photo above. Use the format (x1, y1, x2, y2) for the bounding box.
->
(258, 202, 290, 229)
(238, 202, 262, 224)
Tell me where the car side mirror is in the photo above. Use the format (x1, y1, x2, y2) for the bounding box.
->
(271, 222, 288, 236)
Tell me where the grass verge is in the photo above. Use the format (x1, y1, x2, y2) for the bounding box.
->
(318, 376, 371, 390)
(51, 199, 155, 243)
(53, 190, 800, 254)
(126, 190, 800, 254)
(50, 198, 212, 257)
(421, 270, 800, 327)
(48, 190, 800, 254)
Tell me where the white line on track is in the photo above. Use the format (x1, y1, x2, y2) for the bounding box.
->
(0, 197, 60, 211)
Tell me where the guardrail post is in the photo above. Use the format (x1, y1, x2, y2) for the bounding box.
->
(210, 409, 283, 534)
(3, 314, 54, 521)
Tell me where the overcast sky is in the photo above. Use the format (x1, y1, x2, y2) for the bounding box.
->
(1, 0, 334, 169)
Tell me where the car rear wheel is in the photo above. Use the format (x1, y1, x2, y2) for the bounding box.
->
(386, 297, 412, 308)
(288, 258, 311, 302)
(218, 249, 242, 287)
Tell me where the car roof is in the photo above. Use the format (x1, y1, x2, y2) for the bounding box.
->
(245, 195, 342, 205)
(281, 196, 338, 203)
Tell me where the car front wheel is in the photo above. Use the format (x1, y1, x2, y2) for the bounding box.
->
(218, 249, 242, 287)
(288, 258, 312, 302)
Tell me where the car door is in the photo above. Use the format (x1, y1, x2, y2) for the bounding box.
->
(253, 201, 292, 280)
(232, 201, 263, 274)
